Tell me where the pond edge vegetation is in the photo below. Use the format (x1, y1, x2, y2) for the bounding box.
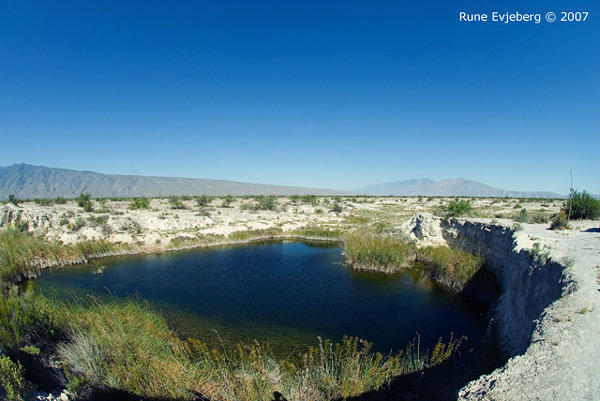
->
(0, 225, 473, 401)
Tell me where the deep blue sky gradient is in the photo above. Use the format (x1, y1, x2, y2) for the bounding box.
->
(1, 1, 598, 193)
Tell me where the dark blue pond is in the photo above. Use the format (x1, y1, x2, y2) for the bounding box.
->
(32, 241, 487, 356)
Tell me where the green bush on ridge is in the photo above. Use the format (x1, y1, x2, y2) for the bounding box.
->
(563, 189, 600, 220)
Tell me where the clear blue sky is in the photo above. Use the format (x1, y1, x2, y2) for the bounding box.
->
(1, 1, 598, 194)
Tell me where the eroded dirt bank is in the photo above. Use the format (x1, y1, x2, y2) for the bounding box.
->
(403, 214, 600, 400)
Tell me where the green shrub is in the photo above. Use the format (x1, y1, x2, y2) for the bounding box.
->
(445, 200, 472, 217)
(514, 208, 529, 223)
(301, 195, 318, 205)
(0, 355, 30, 401)
(196, 195, 214, 207)
(331, 202, 343, 213)
(529, 213, 550, 224)
(563, 189, 600, 220)
(169, 196, 187, 210)
(76, 193, 93, 212)
(550, 210, 569, 230)
(71, 217, 86, 232)
(87, 215, 109, 228)
(0, 291, 57, 352)
(221, 194, 235, 208)
(129, 197, 150, 210)
(54, 197, 67, 204)
(255, 195, 278, 211)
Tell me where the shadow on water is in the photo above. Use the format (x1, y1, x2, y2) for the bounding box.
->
(340, 266, 505, 401)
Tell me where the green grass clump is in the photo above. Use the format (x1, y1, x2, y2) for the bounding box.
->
(0, 228, 123, 285)
(343, 231, 415, 272)
(417, 246, 484, 291)
(0, 228, 77, 284)
(56, 296, 441, 401)
(186, 335, 442, 401)
(58, 297, 200, 399)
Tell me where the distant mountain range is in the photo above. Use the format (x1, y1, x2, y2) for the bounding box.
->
(357, 178, 565, 198)
(0, 164, 351, 200)
(0, 164, 580, 200)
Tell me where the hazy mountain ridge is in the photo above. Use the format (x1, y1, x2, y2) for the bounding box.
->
(0, 164, 352, 199)
(357, 178, 566, 198)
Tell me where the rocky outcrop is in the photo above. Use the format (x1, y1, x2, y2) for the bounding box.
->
(398, 213, 446, 246)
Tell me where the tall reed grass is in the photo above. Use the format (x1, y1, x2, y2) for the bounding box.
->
(0, 228, 123, 286)
(57, 296, 200, 399)
(343, 230, 415, 272)
(55, 295, 463, 401)
(416, 246, 484, 291)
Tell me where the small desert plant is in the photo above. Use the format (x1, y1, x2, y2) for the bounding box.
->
(71, 217, 86, 232)
(445, 200, 472, 217)
(129, 197, 150, 210)
(331, 202, 343, 213)
(33, 198, 53, 206)
(514, 208, 529, 223)
(529, 213, 550, 224)
(87, 215, 109, 228)
(550, 210, 569, 230)
(196, 195, 214, 207)
(76, 193, 93, 212)
(54, 196, 67, 204)
(169, 195, 187, 210)
(563, 189, 600, 220)
(301, 194, 318, 205)
(221, 195, 235, 208)
(247, 195, 278, 211)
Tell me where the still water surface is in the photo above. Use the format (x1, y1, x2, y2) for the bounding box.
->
(32, 241, 486, 356)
